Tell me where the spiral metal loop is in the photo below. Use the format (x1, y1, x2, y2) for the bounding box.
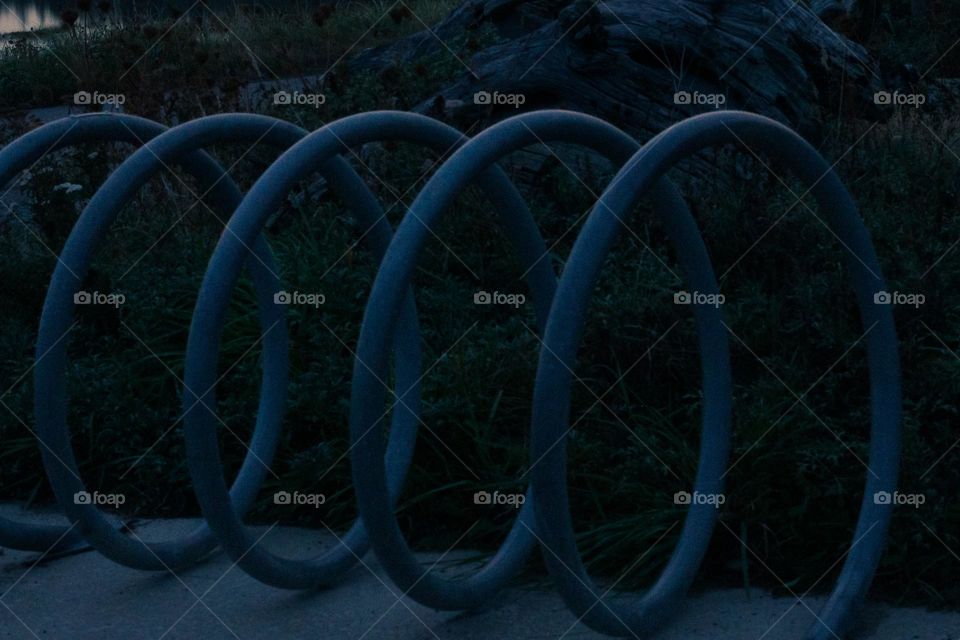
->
(527, 110, 900, 640)
(0, 109, 900, 639)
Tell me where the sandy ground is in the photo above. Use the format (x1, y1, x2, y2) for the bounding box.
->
(0, 506, 957, 639)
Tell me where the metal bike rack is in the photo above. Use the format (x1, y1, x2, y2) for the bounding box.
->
(0, 109, 900, 639)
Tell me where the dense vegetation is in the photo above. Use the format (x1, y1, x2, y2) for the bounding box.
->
(1, 0, 958, 609)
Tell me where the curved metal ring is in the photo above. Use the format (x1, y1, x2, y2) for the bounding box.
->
(174, 114, 424, 588)
(2, 108, 896, 640)
(348, 108, 730, 612)
(185, 110, 555, 594)
(32, 114, 302, 569)
(179, 111, 461, 589)
(529, 110, 900, 639)
(0, 112, 240, 554)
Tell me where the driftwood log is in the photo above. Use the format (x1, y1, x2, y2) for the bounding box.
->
(349, 0, 897, 144)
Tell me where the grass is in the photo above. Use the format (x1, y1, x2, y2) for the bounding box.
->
(842, 0, 960, 77)
(0, 0, 458, 112)
(0, 0, 959, 611)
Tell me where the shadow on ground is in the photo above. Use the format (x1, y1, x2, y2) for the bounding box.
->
(0, 508, 956, 639)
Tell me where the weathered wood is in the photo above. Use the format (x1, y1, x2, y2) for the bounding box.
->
(351, 0, 886, 144)
(810, 0, 856, 19)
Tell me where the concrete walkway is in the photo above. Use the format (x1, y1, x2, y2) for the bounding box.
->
(0, 510, 957, 639)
